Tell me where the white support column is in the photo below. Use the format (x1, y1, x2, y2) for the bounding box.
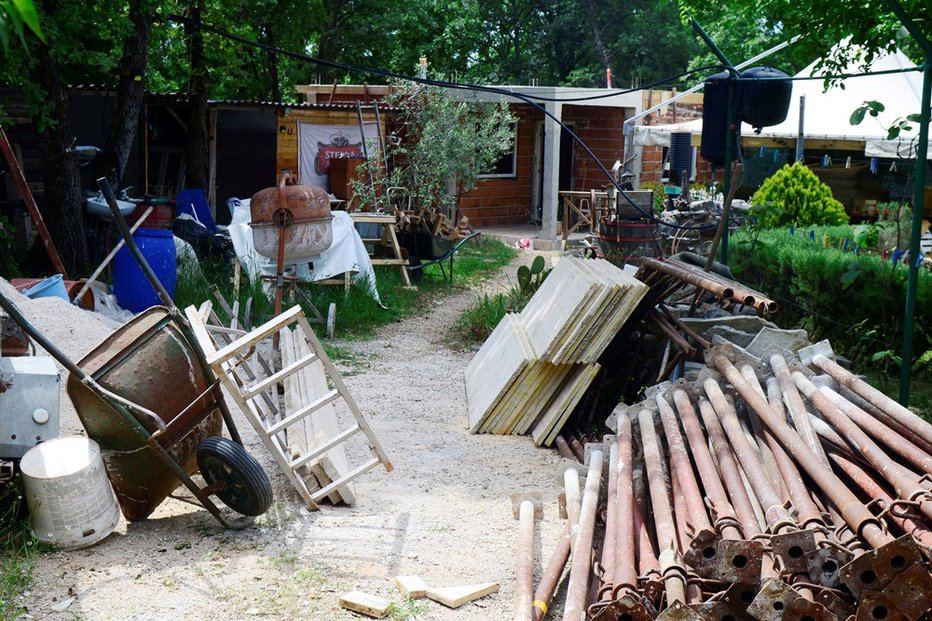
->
(540, 101, 562, 243)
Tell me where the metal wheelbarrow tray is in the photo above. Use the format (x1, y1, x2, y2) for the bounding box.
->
(0, 177, 273, 529)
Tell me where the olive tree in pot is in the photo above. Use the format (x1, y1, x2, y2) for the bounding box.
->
(352, 81, 516, 224)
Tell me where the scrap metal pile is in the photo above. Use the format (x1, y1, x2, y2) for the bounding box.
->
(537, 340, 932, 621)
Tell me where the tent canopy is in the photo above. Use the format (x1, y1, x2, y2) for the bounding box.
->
(634, 48, 929, 160)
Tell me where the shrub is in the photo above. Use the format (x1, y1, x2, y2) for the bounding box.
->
(751, 162, 848, 228)
(729, 226, 931, 366)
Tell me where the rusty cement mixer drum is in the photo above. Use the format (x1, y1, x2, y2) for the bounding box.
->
(250, 175, 334, 261)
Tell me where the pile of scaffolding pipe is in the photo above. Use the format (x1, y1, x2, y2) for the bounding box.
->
(542, 343, 932, 621)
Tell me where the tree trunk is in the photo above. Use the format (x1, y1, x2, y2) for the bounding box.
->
(184, 2, 210, 190)
(32, 43, 88, 275)
(585, 0, 612, 80)
(263, 25, 280, 101)
(97, 0, 155, 190)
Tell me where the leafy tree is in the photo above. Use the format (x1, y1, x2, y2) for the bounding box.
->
(676, 0, 929, 78)
(0, 0, 44, 52)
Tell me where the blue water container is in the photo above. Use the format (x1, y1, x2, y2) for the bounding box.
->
(114, 228, 177, 313)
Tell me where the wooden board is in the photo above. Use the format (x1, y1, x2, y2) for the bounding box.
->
(425, 582, 500, 609)
(338, 591, 391, 618)
(294, 328, 356, 504)
(532, 364, 601, 447)
(394, 575, 428, 599)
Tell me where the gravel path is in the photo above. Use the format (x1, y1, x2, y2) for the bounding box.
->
(22, 250, 572, 620)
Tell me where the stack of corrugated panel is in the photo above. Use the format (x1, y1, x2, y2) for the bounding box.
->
(465, 256, 648, 444)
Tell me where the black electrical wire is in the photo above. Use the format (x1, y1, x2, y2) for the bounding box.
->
(160, 15, 747, 230)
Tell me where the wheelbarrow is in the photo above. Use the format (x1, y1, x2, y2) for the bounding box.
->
(0, 178, 273, 529)
(398, 231, 481, 283)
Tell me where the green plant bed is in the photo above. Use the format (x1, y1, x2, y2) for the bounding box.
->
(728, 226, 932, 370)
(1, 481, 43, 621)
(173, 236, 516, 340)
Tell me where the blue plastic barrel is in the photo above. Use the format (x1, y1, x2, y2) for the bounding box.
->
(114, 228, 177, 313)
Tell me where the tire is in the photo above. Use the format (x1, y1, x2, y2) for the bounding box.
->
(197, 437, 273, 517)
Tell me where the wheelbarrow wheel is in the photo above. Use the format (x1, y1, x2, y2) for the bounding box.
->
(407, 255, 423, 283)
(197, 437, 273, 517)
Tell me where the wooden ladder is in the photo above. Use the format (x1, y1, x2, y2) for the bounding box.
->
(185, 304, 393, 510)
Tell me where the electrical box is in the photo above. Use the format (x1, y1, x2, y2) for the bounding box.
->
(0, 357, 60, 459)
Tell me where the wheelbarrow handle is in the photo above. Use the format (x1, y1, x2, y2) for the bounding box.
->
(97, 177, 176, 310)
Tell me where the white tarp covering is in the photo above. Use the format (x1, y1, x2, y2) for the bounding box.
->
(226, 198, 380, 303)
(297, 122, 379, 191)
(634, 48, 930, 160)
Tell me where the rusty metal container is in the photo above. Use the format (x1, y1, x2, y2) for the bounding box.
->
(250, 176, 333, 261)
(66, 307, 221, 522)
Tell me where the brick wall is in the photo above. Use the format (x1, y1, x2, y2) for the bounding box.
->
(637, 90, 719, 187)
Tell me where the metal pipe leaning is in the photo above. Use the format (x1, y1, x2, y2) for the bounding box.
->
(711, 354, 893, 550)
(562, 450, 603, 621)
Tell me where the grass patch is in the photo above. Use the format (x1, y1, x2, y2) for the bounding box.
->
(390, 596, 429, 620)
(1, 481, 42, 621)
(173, 235, 515, 340)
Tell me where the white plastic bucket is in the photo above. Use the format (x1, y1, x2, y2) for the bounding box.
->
(20, 436, 120, 550)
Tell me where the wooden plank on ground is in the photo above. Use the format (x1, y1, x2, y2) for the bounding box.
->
(425, 582, 500, 609)
(394, 575, 428, 599)
(339, 591, 391, 618)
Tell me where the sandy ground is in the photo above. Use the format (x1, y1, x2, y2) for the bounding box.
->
(15, 250, 575, 620)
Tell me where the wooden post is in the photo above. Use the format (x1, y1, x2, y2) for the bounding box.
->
(207, 108, 218, 219)
(0, 126, 68, 278)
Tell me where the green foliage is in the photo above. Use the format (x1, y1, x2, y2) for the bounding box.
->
(517, 255, 550, 296)
(750, 162, 848, 228)
(453, 256, 553, 346)
(728, 225, 932, 366)
(0, 0, 44, 52)
(637, 181, 668, 215)
(352, 82, 516, 216)
(1, 480, 43, 621)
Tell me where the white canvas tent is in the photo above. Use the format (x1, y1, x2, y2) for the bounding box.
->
(634, 48, 930, 160)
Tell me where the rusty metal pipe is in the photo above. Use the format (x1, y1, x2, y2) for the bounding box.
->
(810, 353, 932, 448)
(672, 388, 742, 540)
(839, 386, 932, 455)
(565, 466, 582, 550)
(695, 398, 766, 542)
(764, 378, 825, 529)
(793, 371, 932, 522)
(634, 498, 661, 583)
(703, 378, 795, 531)
(534, 468, 582, 621)
(600, 443, 619, 585)
(650, 311, 696, 354)
(828, 450, 932, 548)
(641, 257, 735, 300)
(563, 450, 603, 621)
(515, 500, 536, 621)
(555, 435, 578, 462)
(613, 415, 638, 589)
(532, 522, 571, 621)
(659, 305, 712, 350)
(821, 386, 932, 474)
(656, 393, 712, 534)
(770, 354, 831, 468)
(637, 409, 688, 606)
(712, 354, 893, 549)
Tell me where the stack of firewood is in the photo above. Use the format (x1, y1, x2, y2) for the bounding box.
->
(396, 207, 471, 240)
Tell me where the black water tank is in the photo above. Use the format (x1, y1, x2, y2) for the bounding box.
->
(737, 67, 792, 132)
(669, 132, 693, 184)
(701, 71, 733, 167)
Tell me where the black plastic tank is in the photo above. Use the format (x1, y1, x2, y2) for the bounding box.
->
(737, 67, 792, 132)
(700, 71, 733, 167)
